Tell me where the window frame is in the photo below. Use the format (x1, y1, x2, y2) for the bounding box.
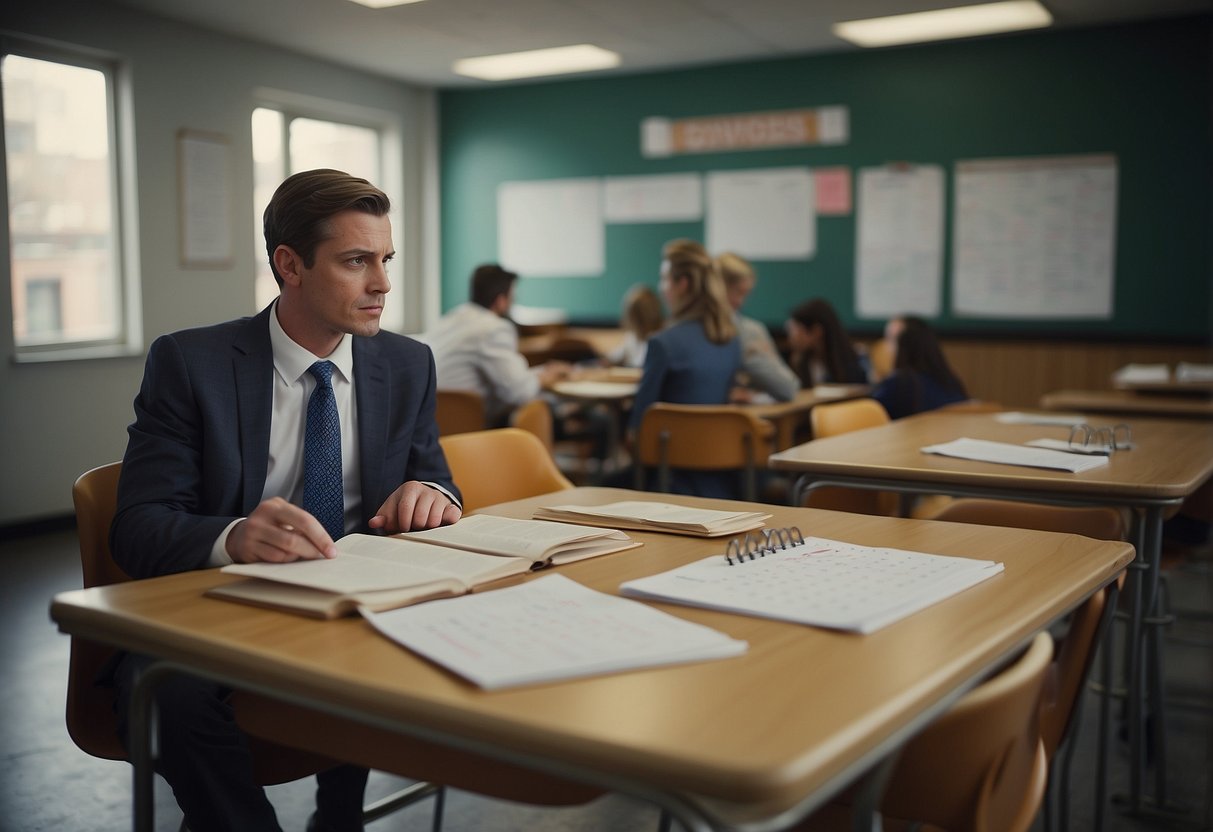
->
(251, 88, 407, 332)
(1, 34, 142, 363)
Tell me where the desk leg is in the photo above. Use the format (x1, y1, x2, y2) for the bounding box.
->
(129, 661, 180, 832)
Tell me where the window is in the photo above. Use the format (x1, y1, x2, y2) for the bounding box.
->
(2, 44, 137, 359)
(251, 107, 386, 317)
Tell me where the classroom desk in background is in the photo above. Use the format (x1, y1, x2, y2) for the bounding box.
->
(1041, 388, 1213, 419)
(745, 385, 871, 451)
(768, 412, 1213, 820)
(50, 487, 1131, 832)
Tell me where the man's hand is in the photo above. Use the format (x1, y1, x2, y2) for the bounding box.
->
(227, 497, 336, 563)
(369, 481, 462, 533)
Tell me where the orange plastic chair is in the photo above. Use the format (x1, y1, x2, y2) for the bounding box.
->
(927, 499, 1125, 831)
(440, 427, 573, 512)
(633, 403, 775, 501)
(796, 632, 1054, 832)
(434, 389, 486, 435)
(804, 398, 896, 515)
(509, 397, 555, 453)
(69, 463, 344, 784)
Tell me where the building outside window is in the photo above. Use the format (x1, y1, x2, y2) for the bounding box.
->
(2, 45, 135, 358)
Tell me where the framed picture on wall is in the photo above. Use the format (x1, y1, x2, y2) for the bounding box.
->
(177, 128, 233, 268)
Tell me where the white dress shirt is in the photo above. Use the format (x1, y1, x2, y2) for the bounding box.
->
(419, 302, 541, 422)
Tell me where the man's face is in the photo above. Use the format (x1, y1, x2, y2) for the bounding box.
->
(289, 209, 393, 343)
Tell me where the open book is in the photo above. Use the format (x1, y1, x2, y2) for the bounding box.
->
(208, 515, 640, 619)
(533, 501, 770, 538)
(620, 534, 1003, 635)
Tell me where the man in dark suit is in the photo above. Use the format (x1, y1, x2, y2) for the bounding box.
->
(110, 169, 461, 831)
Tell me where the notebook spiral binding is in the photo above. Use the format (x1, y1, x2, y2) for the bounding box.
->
(724, 526, 804, 565)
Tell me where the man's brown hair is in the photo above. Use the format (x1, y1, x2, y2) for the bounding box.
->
(263, 169, 390, 287)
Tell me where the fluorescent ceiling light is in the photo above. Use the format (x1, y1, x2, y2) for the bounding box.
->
(346, 0, 425, 8)
(454, 44, 621, 81)
(833, 1, 1052, 48)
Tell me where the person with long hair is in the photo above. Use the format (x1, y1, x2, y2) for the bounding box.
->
(627, 239, 741, 497)
(716, 252, 798, 402)
(872, 316, 968, 418)
(785, 298, 867, 387)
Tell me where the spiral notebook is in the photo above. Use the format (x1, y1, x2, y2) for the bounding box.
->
(620, 528, 1004, 634)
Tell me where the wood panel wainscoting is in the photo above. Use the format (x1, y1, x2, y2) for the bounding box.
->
(875, 339, 1213, 411)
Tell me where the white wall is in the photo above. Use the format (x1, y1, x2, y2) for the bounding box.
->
(0, 0, 436, 524)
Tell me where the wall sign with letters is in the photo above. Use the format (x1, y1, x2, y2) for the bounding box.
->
(642, 106, 848, 158)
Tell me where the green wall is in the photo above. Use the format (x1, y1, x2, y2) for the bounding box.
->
(440, 16, 1212, 340)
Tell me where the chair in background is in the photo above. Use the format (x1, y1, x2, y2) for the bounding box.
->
(802, 398, 896, 516)
(69, 463, 438, 828)
(633, 403, 774, 501)
(928, 499, 1126, 832)
(434, 389, 485, 436)
(509, 398, 555, 453)
(865, 338, 894, 382)
(439, 427, 574, 513)
(797, 632, 1054, 832)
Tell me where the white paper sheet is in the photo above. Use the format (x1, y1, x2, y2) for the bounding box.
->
(855, 165, 944, 318)
(705, 167, 815, 259)
(364, 574, 747, 689)
(921, 437, 1109, 473)
(952, 155, 1117, 319)
(498, 179, 603, 277)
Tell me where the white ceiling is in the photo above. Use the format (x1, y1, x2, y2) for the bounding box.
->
(109, 0, 1211, 88)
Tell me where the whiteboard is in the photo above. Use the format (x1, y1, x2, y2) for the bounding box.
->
(497, 178, 604, 277)
(854, 165, 944, 318)
(604, 173, 702, 222)
(952, 155, 1117, 318)
(705, 167, 815, 259)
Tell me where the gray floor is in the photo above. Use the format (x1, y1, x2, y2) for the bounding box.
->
(1, 526, 1209, 832)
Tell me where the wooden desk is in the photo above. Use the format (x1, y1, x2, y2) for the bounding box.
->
(1042, 388, 1213, 419)
(51, 488, 1130, 832)
(769, 413, 1213, 818)
(746, 385, 870, 451)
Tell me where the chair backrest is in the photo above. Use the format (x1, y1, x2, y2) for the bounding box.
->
(804, 398, 895, 515)
(810, 397, 890, 438)
(435, 389, 486, 436)
(68, 462, 129, 759)
(439, 427, 574, 513)
(881, 631, 1053, 832)
(633, 404, 774, 501)
(69, 463, 344, 784)
(928, 498, 1125, 761)
(866, 338, 895, 382)
(509, 398, 555, 453)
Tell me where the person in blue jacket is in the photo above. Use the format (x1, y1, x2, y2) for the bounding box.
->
(628, 239, 741, 497)
(872, 316, 968, 419)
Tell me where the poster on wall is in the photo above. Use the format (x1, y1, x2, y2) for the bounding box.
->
(705, 167, 816, 260)
(952, 154, 1117, 318)
(603, 173, 702, 222)
(178, 129, 233, 268)
(854, 165, 945, 318)
(497, 178, 604, 277)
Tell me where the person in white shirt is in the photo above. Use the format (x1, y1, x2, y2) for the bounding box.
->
(421, 264, 570, 425)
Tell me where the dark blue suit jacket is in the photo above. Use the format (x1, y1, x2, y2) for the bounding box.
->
(112, 305, 459, 578)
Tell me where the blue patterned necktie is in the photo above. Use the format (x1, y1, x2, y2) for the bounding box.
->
(302, 360, 344, 540)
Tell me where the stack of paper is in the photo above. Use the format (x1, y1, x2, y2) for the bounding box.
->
(364, 574, 747, 689)
(1113, 363, 1170, 385)
(995, 411, 1086, 426)
(534, 500, 770, 537)
(1176, 362, 1213, 383)
(921, 437, 1109, 473)
(620, 537, 1003, 635)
